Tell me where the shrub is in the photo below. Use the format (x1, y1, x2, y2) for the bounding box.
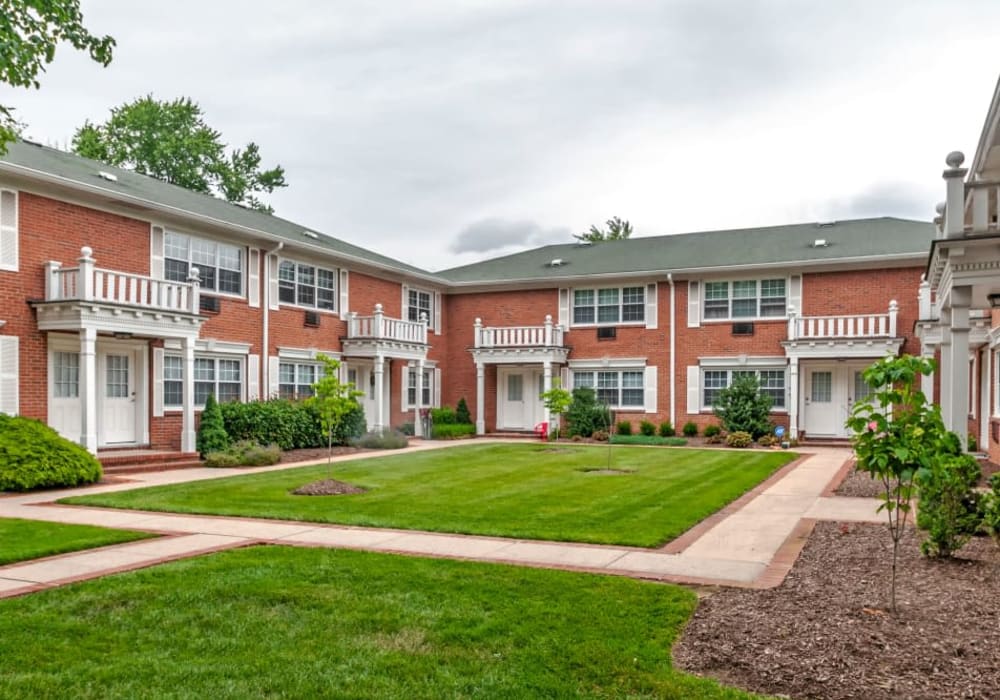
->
(713, 374, 773, 439)
(565, 387, 611, 438)
(396, 422, 415, 436)
(204, 440, 282, 468)
(0, 415, 102, 491)
(682, 421, 698, 437)
(610, 435, 687, 446)
(703, 424, 721, 438)
(725, 431, 753, 448)
(221, 399, 365, 450)
(658, 421, 675, 437)
(915, 449, 982, 558)
(430, 407, 457, 425)
(968, 432, 978, 452)
(982, 474, 1000, 547)
(197, 393, 229, 457)
(592, 430, 609, 442)
(639, 420, 656, 436)
(455, 398, 472, 425)
(431, 423, 476, 440)
(203, 451, 240, 468)
(352, 429, 409, 449)
(616, 421, 633, 436)
(757, 434, 777, 447)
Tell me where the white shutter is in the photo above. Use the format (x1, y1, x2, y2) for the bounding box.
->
(789, 274, 802, 315)
(433, 291, 442, 335)
(247, 248, 260, 308)
(645, 282, 658, 329)
(268, 256, 280, 311)
(0, 190, 18, 271)
(268, 356, 280, 398)
(560, 367, 570, 390)
(339, 269, 349, 315)
(686, 365, 701, 414)
(401, 284, 410, 320)
(0, 336, 19, 415)
(152, 347, 164, 417)
(644, 365, 658, 413)
(433, 368, 442, 407)
(558, 288, 570, 329)
(400, 365, 410, 411)
(247, 354, 260, 400)
(687, 280, 700, 328)
(150, 225, 165, 278)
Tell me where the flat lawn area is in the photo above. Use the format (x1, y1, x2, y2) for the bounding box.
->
(64, 444, 795, 547)
(0, 518, 154, 566)
(0, 546, 756, 698)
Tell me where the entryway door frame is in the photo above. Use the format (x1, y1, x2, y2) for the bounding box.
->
(800, 361, 873, 438)
(496, 365, 545, 431)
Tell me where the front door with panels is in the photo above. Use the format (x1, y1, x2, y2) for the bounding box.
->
(499, 368, 544, 431)
(98, 349, 138, 445)
(803, 366, 839, 437)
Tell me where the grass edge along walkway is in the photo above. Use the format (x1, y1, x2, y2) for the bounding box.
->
(63, 444, 795, 548)
(0, 518, 155, 566)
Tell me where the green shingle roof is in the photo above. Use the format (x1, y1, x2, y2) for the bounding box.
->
(438, 218, 935, 283)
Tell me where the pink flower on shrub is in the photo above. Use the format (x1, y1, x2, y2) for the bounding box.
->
(867, 421, 878, 432)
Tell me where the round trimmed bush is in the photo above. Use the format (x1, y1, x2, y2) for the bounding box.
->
(682, 421, 698, 437)
(0, 415, 102, 491)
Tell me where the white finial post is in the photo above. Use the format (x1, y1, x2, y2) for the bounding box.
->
(373, 303, 384, 339)
(786, 303, 798, 341)
(543, 314, 553, 346)
(943, 151, 967, 238)
(78, 246, 95, 301)
(888, 299, 898, 337)
(187, 266, 201, 314)
(473, 317, 483, 348)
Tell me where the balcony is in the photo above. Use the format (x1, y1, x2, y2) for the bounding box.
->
(342, 304, 428, 360)
(32, 247, 203, 338)
(782, 302, 903, 359)
(471, 315, 570, 365)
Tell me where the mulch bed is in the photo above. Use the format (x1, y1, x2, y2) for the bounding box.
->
(674, 522, 1000, 700)
(837, 460, 1000, 498)
(291, 479, 367, 496)
(279, 446, 365, 463)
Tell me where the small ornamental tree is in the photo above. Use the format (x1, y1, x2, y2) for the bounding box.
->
(846, 354, 942, 613)
(541, 378, 572, 438)
(565, 387, 610, 438)
(713, 374, 772, 439)
(455, 397, 472, 425)
(196, 393, 229, 457)
(306, 354, 364, 469)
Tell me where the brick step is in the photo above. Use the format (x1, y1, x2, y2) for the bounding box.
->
(101, 459, 204, 475)
(98, 450, 202, 475)
(800, 438, 853, 448)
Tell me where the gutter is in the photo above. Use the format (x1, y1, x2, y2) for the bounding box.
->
(262, 242, 284, 396)
(667, 273, 675, 428)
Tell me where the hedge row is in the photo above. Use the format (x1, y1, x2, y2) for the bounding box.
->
(219, 399, 366, 450)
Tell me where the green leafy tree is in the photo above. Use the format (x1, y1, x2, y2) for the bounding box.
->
(565, 387, 611, 438)
(306, 354, 363, 469)
(574, 216, 633, 243)
(540, 378, 572, 438)
(72, 96, 287, 213)
(846, 354, 945, 613)
(455, 398, 472, 425)
(712, 374, 772, 439)
(196, 393, 229, 457)
(0, 0, 115, 152)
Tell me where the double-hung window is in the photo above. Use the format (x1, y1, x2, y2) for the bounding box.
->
(162, 356, 243, 408)
(702, 368, 786, 409)
(406, 289, 432, 323)
(53, 352, 80, 398)
(407, 369, 432, 407)
(164, 231, 243, 295)
(703, 278, 786, 320)
(572, 286, 645, 325)
(573, 369, 644, 408)
(278, 261, 336, 310)
(278, 362, 318, 399)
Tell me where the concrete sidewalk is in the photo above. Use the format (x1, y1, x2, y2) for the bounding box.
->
(0, 443, 880, 598)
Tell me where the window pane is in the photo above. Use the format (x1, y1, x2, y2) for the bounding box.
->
(218, 268, 241, 294)
(811, 371, 833, 403)
(703, 370, 729, 406)
(507, 374, 523, 401)
(197, 266, 217, 292)
(194, 359, 215, 381)
(164, 356, 183, 380)
(759, 369, 786, 408)
(597, 288, 619, 305)
(164, 381, 182, 407)
(622, 371, 643, 388)
(164, 258, 188, 282)
(573, 290, 594, 306)
(704, 282, 728, 300)
(621, 287, 645, 322)
(621, 389, 643, 406)
(317, 288, 335, 310)
(191, 238, 216, 266)
(573, 372, 594, 388)
(761, 279, 785, 298)
(317, 269, 335, 289)
(278, 261, 295, 282)
(573, 306, 595, 324)
(297, 365, 316, 386)
(279, 363, 295, 384)
(732, 280, 756, 298)
(297, 265, 315, 286)
(194, 382, 214, 405)
(732, 298, 757, 318)
(54, 352, 80, 398)
(597, 304, 619, 323)
(164, 232, 189, 259)
(217, 382, 241, 403)
(218, 360, 241, 382)
(704, 300, 729, 319)
(297, 283, 315, 306)
(218, 244, 241, 271)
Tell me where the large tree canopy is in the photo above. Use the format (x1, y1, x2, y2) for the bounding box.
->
(73, 96, 288, 214)
(0, 0, 115, 152)
(574, 216, 633, 243)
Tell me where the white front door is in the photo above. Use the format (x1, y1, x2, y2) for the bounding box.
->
(99, 350, 138, 445)
(498, 368, 544, 430)
(346, 361, 389, 430)
(802, 363, 874, 438)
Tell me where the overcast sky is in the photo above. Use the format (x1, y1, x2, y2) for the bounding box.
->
(8, 1, 1000, 271)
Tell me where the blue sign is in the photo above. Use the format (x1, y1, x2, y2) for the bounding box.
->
(774, 426, 786, 438)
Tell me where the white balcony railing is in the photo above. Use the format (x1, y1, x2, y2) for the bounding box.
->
(44, 246, 201, 314)
(347, 304, 428, 344)
(787, 301, 898, 341)
(474, 315, 565, 348)
(967, 180, 1000, 234)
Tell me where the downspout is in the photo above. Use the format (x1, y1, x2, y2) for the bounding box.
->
(668, 273, 676, 428)
(262, 242, 284, 396)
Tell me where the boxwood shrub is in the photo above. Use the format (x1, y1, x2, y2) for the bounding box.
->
(431, 423, 476, 440)
(0, 415, 102, 491)
(220, 399, 365, 450)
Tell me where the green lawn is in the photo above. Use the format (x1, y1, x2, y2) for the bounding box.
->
(64, 444, 794, 547)
(0, 546, 757, 698)
(0, 518, 154, 566)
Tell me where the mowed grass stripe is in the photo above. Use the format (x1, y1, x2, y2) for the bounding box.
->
(0, 518, 155, 566)
(64, 444, 795, 547)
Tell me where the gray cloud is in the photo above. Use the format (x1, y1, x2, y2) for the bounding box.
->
(450, 218, 571, 254)
(841, 182, 939, 221)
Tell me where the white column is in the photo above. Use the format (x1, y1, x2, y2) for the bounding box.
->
(943, 152, 968, 238)
(181, 335, 196, 453)
(373, 353, 385, 431)
(939, 307, 952, 431)
(980, 347, 990, 452)
(79, 327, 98, 453)
(921, 343, 936, 404)
(414, 358, 424, 437)
(948, 286, 971, 450)
(475, 362, 486, 435)
(788, 357, 799, 440)
(542, 360, 552, 430)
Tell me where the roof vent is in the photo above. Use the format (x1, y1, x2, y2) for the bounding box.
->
(97, 171, 118, 183)
(303, 230, 319, 240)
(811, 239, 830, 248)
(816, 221, 836, 228)
(547, 258, 566, 267)
(576, 240, 593, 247)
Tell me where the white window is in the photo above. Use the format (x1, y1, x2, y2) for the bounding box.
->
(406, 289, 432, 323)
(408, 369, 432, 407)
(702, 368, 786, 409)
(163, 355, 243, 408)
(572, 286, 645, 325)
(53, 352, 80, 398)
(703, 278, 786, 320)
(278, 260, 336, 311)
(279, 362, 318, 399)
(164, 231, 243, 295)
(573, 369, 644, 408)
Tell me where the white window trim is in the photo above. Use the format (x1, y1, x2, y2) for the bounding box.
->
(699, 365, 788, 413)
(571, 368, 646, 409)
(163, 229, 245, 299)
(402, 360, 439, 410)
(570, 285, 647, 327)
(277, 257, 340, 314)
(278, 360, 321, 399)
(700, 276, 789, 322)
(276, 347, 341, 362)
(405, 287, 434, 324)
(163, 339, 251, 355)
(163, 353, 245, 411)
